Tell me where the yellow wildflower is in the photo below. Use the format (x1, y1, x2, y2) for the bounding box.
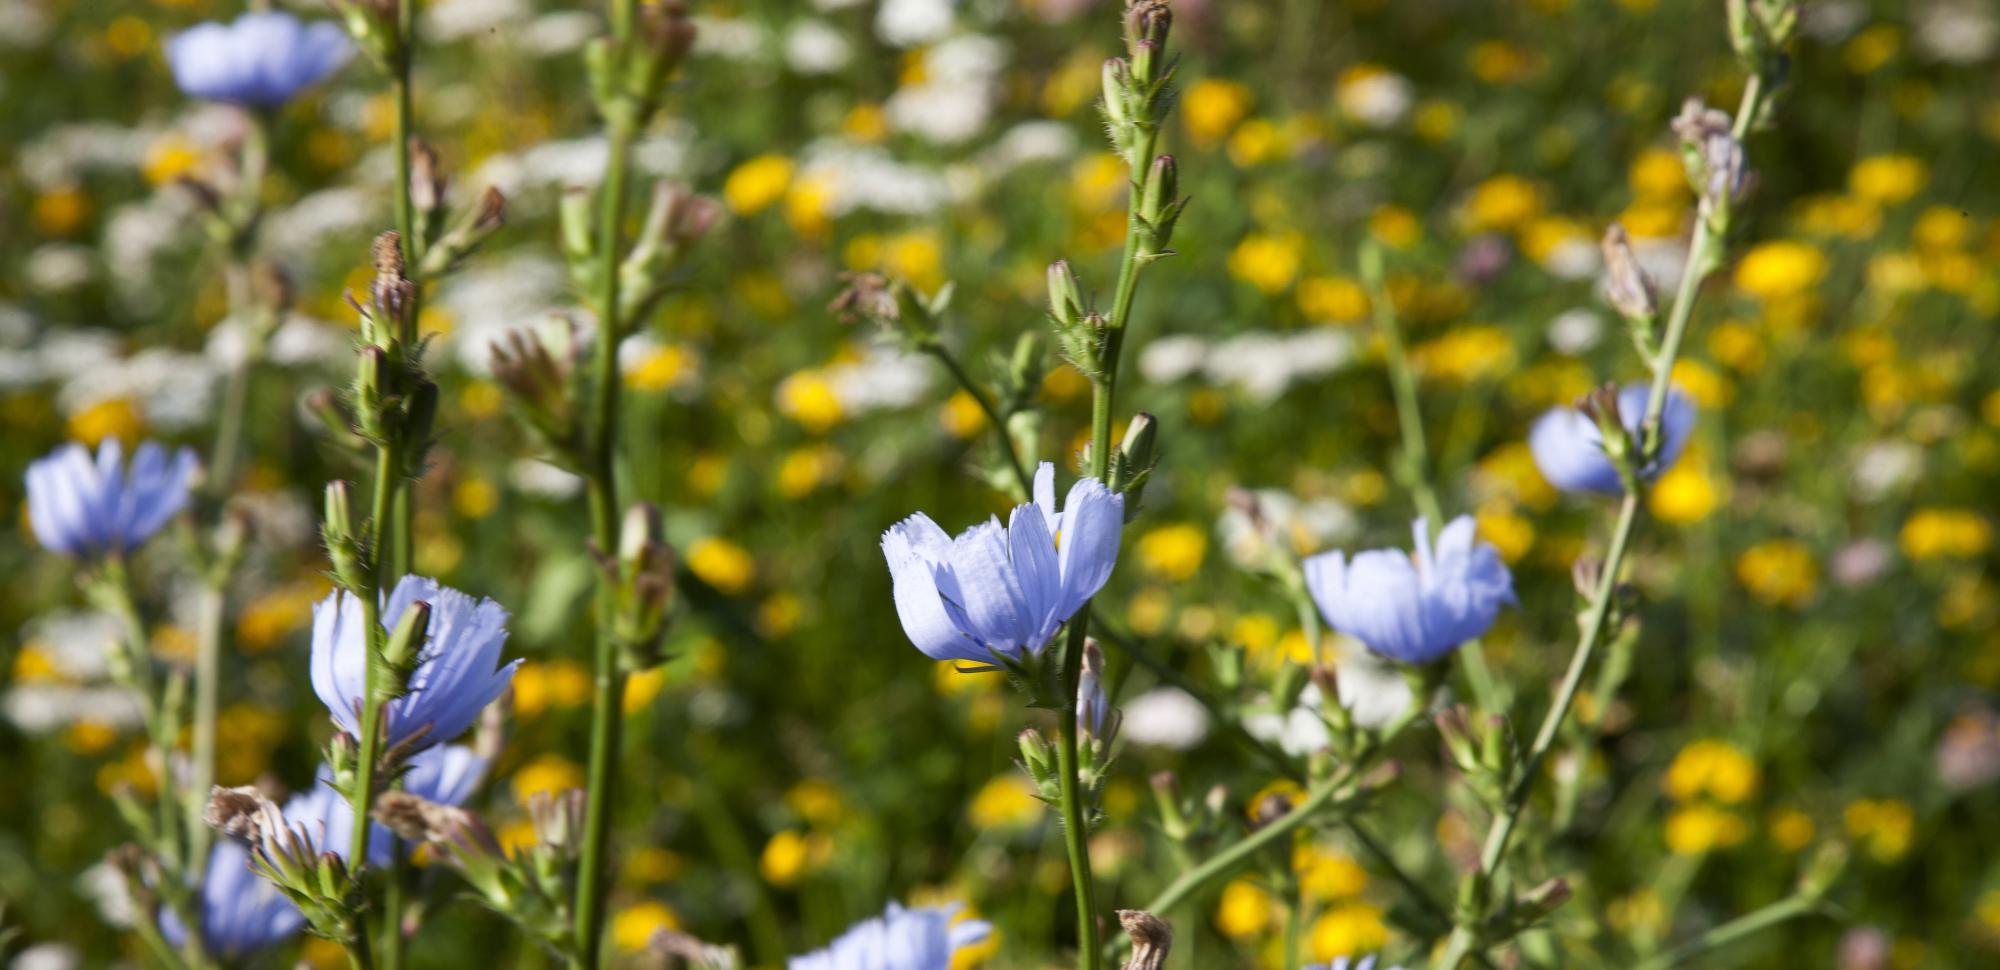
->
(1735, 240, 1827, 301)
(1666, 804, 1749, 855)
(1309, 901, 1389, 960)
(1215, 879, 1273, 938)
(1900, 508, 1992, 560)
(968, 775, 1044, 830)
(612, 901, 680, 951)
(512, 754, 584, 804)
(1844, 798, 1915, 863)
(1736, 539, 1819, 608)
(1848, 155, 1928, 206)
(1664, 738, 1760, 804)
(723, 154, 794, 215)
(687, 537, 755, 595)
(1138, 523, 1208, 581)
(1228, 231, 1304, 295)
(1182, 78, 1253, 147)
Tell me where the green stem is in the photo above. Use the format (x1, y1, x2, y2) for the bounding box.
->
(1630, 894, 1818, 970)
(922, 342, 1033, 498)
(1281, 877, 1304, 970)
(347, 446, 400, 871)
(1142, 776, 1347, 918)
(385, 847, 408, 969)
(573, 8, 641, 949)
(1056, 620, 1102, 970)
(186, 582, 224, 871)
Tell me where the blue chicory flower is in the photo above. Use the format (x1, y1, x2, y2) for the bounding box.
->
(789, 902, 992, 970)
(310, 575, 520, 751)
(1303, 516, 1515, 665)
(1307, 959, 1405, 970)
(26, 439, 198, 558)
(1528, 383, 1696, 496)
(159, 839, 305, 957)
(166, 12, 352, 106)
(882, 462, 1122, 665)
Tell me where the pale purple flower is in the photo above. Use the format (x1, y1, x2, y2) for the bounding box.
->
(159, 840, 304, 956)
(1528, 383, 1695, 495)
(1303, 516, 1515, 665)
(26, 439, 198, 558)
(166, 13, 352, 106)
(789, 902, 991, 970)
(310, 576, 519, 751)
(882, 462, 1122, 665)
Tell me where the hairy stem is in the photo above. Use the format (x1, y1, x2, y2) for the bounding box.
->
(347, 446, 400, 874)
(573, 1, 640, 950)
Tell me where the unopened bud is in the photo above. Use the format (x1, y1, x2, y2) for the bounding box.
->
(382, 601, 432, 677)
(1600, 224, 1656, 321)
(409, 139, 447, 215)
(1114, 412, 1158, 516)
(1048, 260, 1086, 326)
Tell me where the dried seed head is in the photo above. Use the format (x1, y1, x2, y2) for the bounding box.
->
(1118, 910, 1174, 970)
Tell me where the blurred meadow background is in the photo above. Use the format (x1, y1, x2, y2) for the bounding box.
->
(3, 0, 1999, 967)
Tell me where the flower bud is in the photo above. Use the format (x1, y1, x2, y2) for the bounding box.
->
(409, 138, 447, 217)
(560, 188, 595, 266)
(381, 600, 432, 682)
(1114, 411, 1158, 518)
(1600, 224, 1657, 321)
(323, 481, 366, 587)
(1138, 155, 1181, 248)
(1048, 260, 1086, 327)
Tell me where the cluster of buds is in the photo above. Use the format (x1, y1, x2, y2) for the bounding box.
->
(1046, 259, 1107, 380)
(373, 788, 587, 957)
(584, 0, 696, 131)
(1102, 1, 1175, 165)
(408, 139, 508, 281)
(1436, 705, 1519, 810)
(561, 180, 722, 338)
(827, 271, 944, 346)
(490, 318, 586, 466)
(1149, 771, 1231, 856)
(1102, 2, 1185, 259)
(342, 232, 438, 461)
(1019, 642, 1121, 821)
(203, 786, 365, 945)
(1575, 383, 1646, 493)
(1726, 0, 1800, 77)
(329, 0, 406, 72)
(620, 182, 724, 321)
(603, 503, 677, 669)
(1671, 98, 1754, 236)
